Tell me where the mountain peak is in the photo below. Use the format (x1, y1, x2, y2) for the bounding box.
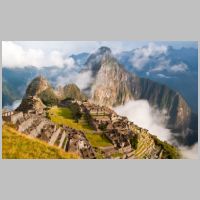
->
(62, 83, 88, 101)
(25, 76, 50, 97)
(97, 46, 112, 55)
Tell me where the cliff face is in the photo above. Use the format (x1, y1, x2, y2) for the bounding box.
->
(86, 47, 196, 145)
(18, 76, 87, 107)
(91, 55, 133, 106)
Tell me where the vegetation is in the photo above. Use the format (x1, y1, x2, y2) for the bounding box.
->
(48, 106, 91, 132)
(85, 133, 112, 147)
(152, 136, 181, 159)
(70, 103, 82, 123)
(48, 106, 112, 147)
(130, 135, 138, 149)
(98, 123, 108, 131)
(38, 88, 58, 106)
(2, 123, 79, 159)
(63, 83, 88, 101)
(111, 152, 123, 158)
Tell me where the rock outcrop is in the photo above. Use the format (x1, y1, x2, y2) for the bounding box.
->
(85, 47, 197, 145)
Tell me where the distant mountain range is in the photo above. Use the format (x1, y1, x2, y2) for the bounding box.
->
(2, 46, 198, 146)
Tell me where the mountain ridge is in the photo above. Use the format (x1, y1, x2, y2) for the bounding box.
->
(85, 47, 197, 146)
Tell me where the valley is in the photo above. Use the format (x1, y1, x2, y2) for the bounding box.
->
(2, 87, 181, 159)
(2, 45, 198, 159)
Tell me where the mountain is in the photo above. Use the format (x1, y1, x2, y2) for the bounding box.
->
(70, 52, 89, 66)
(117, 46, 198, 112)
(2, 46, 197, 112)
(62, 84, 88, 101)
(3, 94, 181, 159)
(2, 46, 198, 146)
(17, 75, 88, 109)
(2, 66, 39, 106)
(85, 47, 197, 146)
(25, 76, 51, 97)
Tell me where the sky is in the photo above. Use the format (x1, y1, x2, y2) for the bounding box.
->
(15, 41, 198, 55)
(2, 41, 198, 68)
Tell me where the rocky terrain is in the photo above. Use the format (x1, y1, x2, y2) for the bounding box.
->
(2, 46, 197, 158)
(2, 76, 181, 159)
(84, 47, 197, 146)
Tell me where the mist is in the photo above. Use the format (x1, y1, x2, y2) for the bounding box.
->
(4, 99, 22, 110)
(114, 100, 198, 159)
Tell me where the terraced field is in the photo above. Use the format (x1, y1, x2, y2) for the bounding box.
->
(48, 106, 112, 148)
(2, 123, 79, 159)
(133, 132, 155, 159)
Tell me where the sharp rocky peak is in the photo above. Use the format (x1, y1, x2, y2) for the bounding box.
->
(25, 75, 51, 97)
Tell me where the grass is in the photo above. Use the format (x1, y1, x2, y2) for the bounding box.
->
(48, 106, 93, 133)
(2, 123, 79, 159)
(111, 152, 123, 158)
(85, 133, 112, 148)
(48, 106, 112, 147)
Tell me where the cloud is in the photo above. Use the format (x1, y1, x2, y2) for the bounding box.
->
(131, 43, 168, 70)
(114, 100, 198, 159)
(130, 43, 188, 73)
(180, 143, 198, 159)
(170, 63, 188, 72)
(157, 73, 171, 78)
(55, 69, 94, 91)
(4, 99, 22, 110)
(114, 100, 171, 142)
(72, 70, 94, 90)
(2, 41, 75, 68)
(150, 58, 170, 72)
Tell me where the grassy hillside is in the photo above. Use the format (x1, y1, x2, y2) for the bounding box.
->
(2, 123, 79, 159)
(48, 106, 112, 147)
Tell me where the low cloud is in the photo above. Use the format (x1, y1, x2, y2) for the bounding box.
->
(131, 43, 188, 74)
(114, 100, 171, 142)
(4, 99, 22, 110)
(131, 43, 168, 70)
(157, 73, 171, 79)
(55, 69, 94, 91)
(2, 41, 75, 68)
(114, 100, 198, 159)
(180, 144, 198, 159)
(170, 63, 188, 72)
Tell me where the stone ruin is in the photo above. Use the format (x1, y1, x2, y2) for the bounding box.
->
(16, 96, 46, 115)
(74, 101, 138, 158)
(3, 107, 96, 159)
(3, 97, 164, 159)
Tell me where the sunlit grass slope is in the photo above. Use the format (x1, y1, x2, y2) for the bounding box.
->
(2, 123, 79, 159)
(48, 106, 112, 147)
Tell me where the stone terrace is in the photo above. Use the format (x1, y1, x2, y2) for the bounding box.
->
(3, 110, 96, 159)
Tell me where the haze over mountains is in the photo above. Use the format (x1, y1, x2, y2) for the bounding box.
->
(2, 43, 198, 148)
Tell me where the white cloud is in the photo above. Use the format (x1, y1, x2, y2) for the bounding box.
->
(2, 41, 75, 68)
(170, 63, 188, 72)
(130, 43, 188, 74)
(55, 69, 94, 91)
(180, 143, 198, 159)
(150, 58, 170, 72)
(64, 57, 75, 69)
(73, 70, 94, 90)
(114, 100, 171, 142)
(157, 73, 171, 78)
(114, 100, 198, 159)
(131, 43, 168, 70)
(4, 99, 22, 110)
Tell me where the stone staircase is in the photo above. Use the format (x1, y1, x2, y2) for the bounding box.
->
(4, 111, 96, 159)
(133, 132, 155, 159)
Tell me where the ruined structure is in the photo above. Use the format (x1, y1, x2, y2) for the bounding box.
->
(3, 96, 180, 159)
